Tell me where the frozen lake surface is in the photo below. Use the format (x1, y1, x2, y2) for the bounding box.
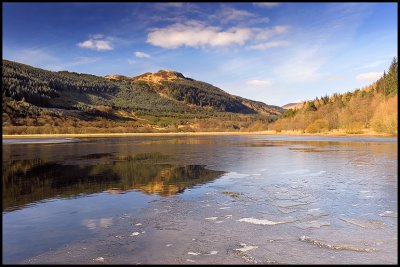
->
(3, 135, 397, 264)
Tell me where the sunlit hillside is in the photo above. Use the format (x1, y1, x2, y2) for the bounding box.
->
(270, 58, 398, 135)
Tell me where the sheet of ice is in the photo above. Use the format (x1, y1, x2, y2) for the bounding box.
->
(234, 243, 258, 252)
(238, 217, 294, 225)
(306, 208, 329, 217)
(379, 211, 397, 217)
(94, 257, 105, 262)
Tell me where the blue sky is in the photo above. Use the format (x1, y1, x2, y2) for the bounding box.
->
(3, 2, 398, 106)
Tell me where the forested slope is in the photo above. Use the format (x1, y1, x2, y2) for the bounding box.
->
(271, 58, 398, 135)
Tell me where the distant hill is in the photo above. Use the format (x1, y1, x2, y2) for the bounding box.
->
(281, 102, 305, 110)
(2, 60, 283, 134)
(271, 57, 398, 135)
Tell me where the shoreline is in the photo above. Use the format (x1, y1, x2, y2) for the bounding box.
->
(2, 130, 395, 139)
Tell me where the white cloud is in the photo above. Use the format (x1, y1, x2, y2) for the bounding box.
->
(356, 72, 383, 82)
(77, 35, 113, 51)
(135, 51, 151, 58)
(253, 3, 281, 8)
(254, 25, 289, 40)
(247, 79, 272, 86)
(147, 21, 252, 49)
(248, 40, 289, 50)
(147, 20, 289, 50)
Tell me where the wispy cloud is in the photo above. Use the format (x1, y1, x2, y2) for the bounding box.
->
(214, 7, 256, 23)
(356, 72, 383, 82)
(208, 5, 270, 27)
(254, 26, 289, 40)
(253, 3, 281, 8)
(46, 56, 102, 71)
(135, 51, 151, 58)
(268, 4, 374, 84)
(10, 48, 57, 66)
(159, 3, 184, 8)
(246, 79, 272, 86)
(77, 34, 113, 51)
(248, 40, 289, 50)
(128, 59, 137, 65)
(354, 59, 389, 70)
(273, 45, 327, 82)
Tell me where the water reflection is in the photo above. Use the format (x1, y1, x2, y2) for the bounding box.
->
(2, 153, 225, 212)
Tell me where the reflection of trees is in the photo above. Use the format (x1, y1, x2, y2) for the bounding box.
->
(2, 155, 225, 212)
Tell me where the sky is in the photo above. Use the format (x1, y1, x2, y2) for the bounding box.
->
(3, 2, 398, 106)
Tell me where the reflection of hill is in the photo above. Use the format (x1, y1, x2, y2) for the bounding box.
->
(2, 156, 225, 212)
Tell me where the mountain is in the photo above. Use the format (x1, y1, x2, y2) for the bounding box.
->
(2, 60, 283, 134)
(281, 102, 305, 110)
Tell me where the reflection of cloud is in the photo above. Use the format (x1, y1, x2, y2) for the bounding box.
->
(82, 219, 96, 230)
(82, 217, 113, 230)
(100, 218, 113, 228)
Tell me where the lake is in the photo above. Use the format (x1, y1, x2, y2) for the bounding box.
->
(2, 135, 397, 264)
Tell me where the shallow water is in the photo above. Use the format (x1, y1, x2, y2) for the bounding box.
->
(2, 135, 397, 264)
